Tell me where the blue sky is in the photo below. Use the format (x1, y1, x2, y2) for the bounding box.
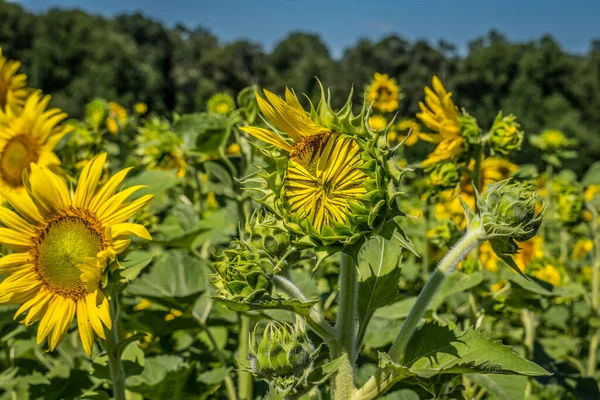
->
(14, 0, 600, 57)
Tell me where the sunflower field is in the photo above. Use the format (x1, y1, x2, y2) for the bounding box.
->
(1, 26, 600, 400)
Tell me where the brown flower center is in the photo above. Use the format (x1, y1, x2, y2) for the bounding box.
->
(0, 134, 40, 188)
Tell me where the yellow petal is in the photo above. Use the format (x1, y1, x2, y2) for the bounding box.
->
(239, 126, 293, 152)
(89, 167, 133, 212)
(73, 153, 107, 208)
(77, 298, 94, 356)
(0, 207, 36, 236)
(99, 194, 154, 225)
(0, 252, 31, 274)
(110, 223, 152, 240)
(25, 163, 70, 217)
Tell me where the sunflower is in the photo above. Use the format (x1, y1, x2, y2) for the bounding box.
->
(514, 236, 544, 272)
(395, 119, 422, 147)
(208, 93, 236, 115)
(134, 102, 148, 115)
(0, 154, 153, 356)
(367, 73, 400, 112)
(572, 239, 593, 261)
(240, 86, 390, 244)
(106, 102, 128, 135)
(533, 264, 563, 287)
(0, 91, 69, 194)
(0, 47, 30, 120)
(417, 76, 463, 167)
(368, 115, 387, 132)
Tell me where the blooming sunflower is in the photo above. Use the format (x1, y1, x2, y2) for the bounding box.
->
(368, 115, 387, 132)
(572, 239, 593, 261)
(0, 154, 153, 356)
(533, 263, 563, 287)
(367, 73, 400, 112)
(0, 91, 69, 194)
(0, 47, 30, 120)
(240, 85, 397, 245)
(417, 76, 463, 167)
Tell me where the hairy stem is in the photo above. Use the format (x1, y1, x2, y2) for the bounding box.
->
(238, 315, 253, 400)
(272, 275, 338, 350)
(355, 227, 485, 400)
(105, 293, 126, 400)
(588, 208, 600, 377)
(336, 253, 358, 361)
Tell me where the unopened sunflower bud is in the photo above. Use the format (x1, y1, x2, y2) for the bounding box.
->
(557, 185, 584, 226)
(212, 246, 273, 302)
(489, 112, 523, 155)
(249, 322, 315, 379)
(530, 129, 576, 153)
(459, 113, 481, 146)
(478, 181, 542, 241)
(244, 211, 291, 257)
(467, 180, 544, 274)
(85, 99, 108, 131)
(426, 162, 460, 189)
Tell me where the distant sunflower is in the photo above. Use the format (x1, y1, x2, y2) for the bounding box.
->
(0, 154, 153, 356)
(106, 102, 128, 135)
(208, 93, 236, 115)
(395, 119, 422, 147)
(368, 115, 387, 132)
(0, 47, 30, 120)
(367, 73, 400, 112)
(533, 264, 563, 287)
(417, 76, 463, 167)
(0, 91, 69, 194)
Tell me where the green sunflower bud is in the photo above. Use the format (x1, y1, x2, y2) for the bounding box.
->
(478, 181, 542, 241)
(459, 113, 481, 146)
(243, 211, 291, 257)
(249, 322, 315, 379)
(207, 92, 236, 115)
(489, 112, 523, 155)
(468, 180, 544, 274)
(426, 162, 460, 189)
(530, 129, 576, 153)
(557, 185, 584, 226)
(85, 99, 108, 131)
(211, 245, 273, 303)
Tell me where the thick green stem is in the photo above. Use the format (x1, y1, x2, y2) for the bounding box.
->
(272, 276, 338, 349)
(421, 202, 431, 281)
(355, 227, 485, 400)
(521, 309, 538, 359)
(389, 227, 485, 361)
(588, 208, 600, 377)
(336, 253, 358, 361)
(106, 294, 126, 400)
(238, 315, 253, 400)
(334, 354, 356, 400)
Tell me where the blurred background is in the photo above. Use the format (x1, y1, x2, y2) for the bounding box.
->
(1, 0, 599, 174)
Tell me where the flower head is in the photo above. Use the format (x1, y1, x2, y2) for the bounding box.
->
(0, 47, 30, 120)
(395, 119, 422, 147)
(531, 129, 576, 153)
(367, 73, 400, 112)
(208, 93, 236, 115)
(0, 91, 69, 195)
(417, 76, 464, 167)
(556, 184, 584, 226)
(0, 154, 153, 356)
(106, 102, 128, 135)
(135, 116, 186, 177)
(572, 239, 593, 261)
(368, 115, 387, 132)
(240, 83, 399, 246)
(85, 99, 108, 132)
(530, 261, 564, 287)
(134, 102, 148, 115)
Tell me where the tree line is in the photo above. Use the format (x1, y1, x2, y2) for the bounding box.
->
(1, 2, 599, 174)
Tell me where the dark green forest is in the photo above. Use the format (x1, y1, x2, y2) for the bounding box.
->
(1, 1, 599, 174)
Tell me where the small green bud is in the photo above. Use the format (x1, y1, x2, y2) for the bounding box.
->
(489, 112, 523, 156)
(85, 99, 108, 131)
(211, 245, 273, 302)
(459, 113, 481, 145)
(249, 322, 315, 379)
(530, 129, 576, 153)
(557, 185, 584, 226)
(426, 162, 461, 190)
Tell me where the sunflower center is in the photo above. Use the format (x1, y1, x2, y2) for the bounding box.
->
(0, 134, 40, 188)
(33, 211, 106, 298)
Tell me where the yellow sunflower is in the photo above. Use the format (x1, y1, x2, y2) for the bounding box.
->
(368, 115, 388, 132)
(395, 119, 422, 147)
(417, 76, 463, 167)
(533, 264, 563, 287)
(0, 91, 69, 194)
(514, 236, 544, 272)
(572, 239, 593, 261)
(240, 88, 372, 236)
(0, 154, 153, 356)
(367, 73, 400, 112)
(107, 102, 128, 135)
(0, 47, 30, 120)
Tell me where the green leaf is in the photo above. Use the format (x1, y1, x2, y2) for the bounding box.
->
(583, 162, 600, 186)
(357, 236, 402, 340)
(212, 296, 319, 316)
(126, 355, 192, 400)
(123, 169, 182, 200)
(119, 250, 155, 281)
(174, 113, 231, 156)
(125, 250, 207, 310)
(306, 355, 346, 385)
(466, 374, 527, 400)
(378, 218, 419, 257)
(429, 271, 483, 310)
(401, 323, 550, 378)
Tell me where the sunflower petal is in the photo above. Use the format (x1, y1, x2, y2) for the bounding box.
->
(73, 153, 107, 208)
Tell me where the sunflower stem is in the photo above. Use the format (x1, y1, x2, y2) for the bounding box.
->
(106, 293, 126, 400)
(333, 252, 358, 398)
(355, 227, 485, 400)
(238, 314, 253, 400)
